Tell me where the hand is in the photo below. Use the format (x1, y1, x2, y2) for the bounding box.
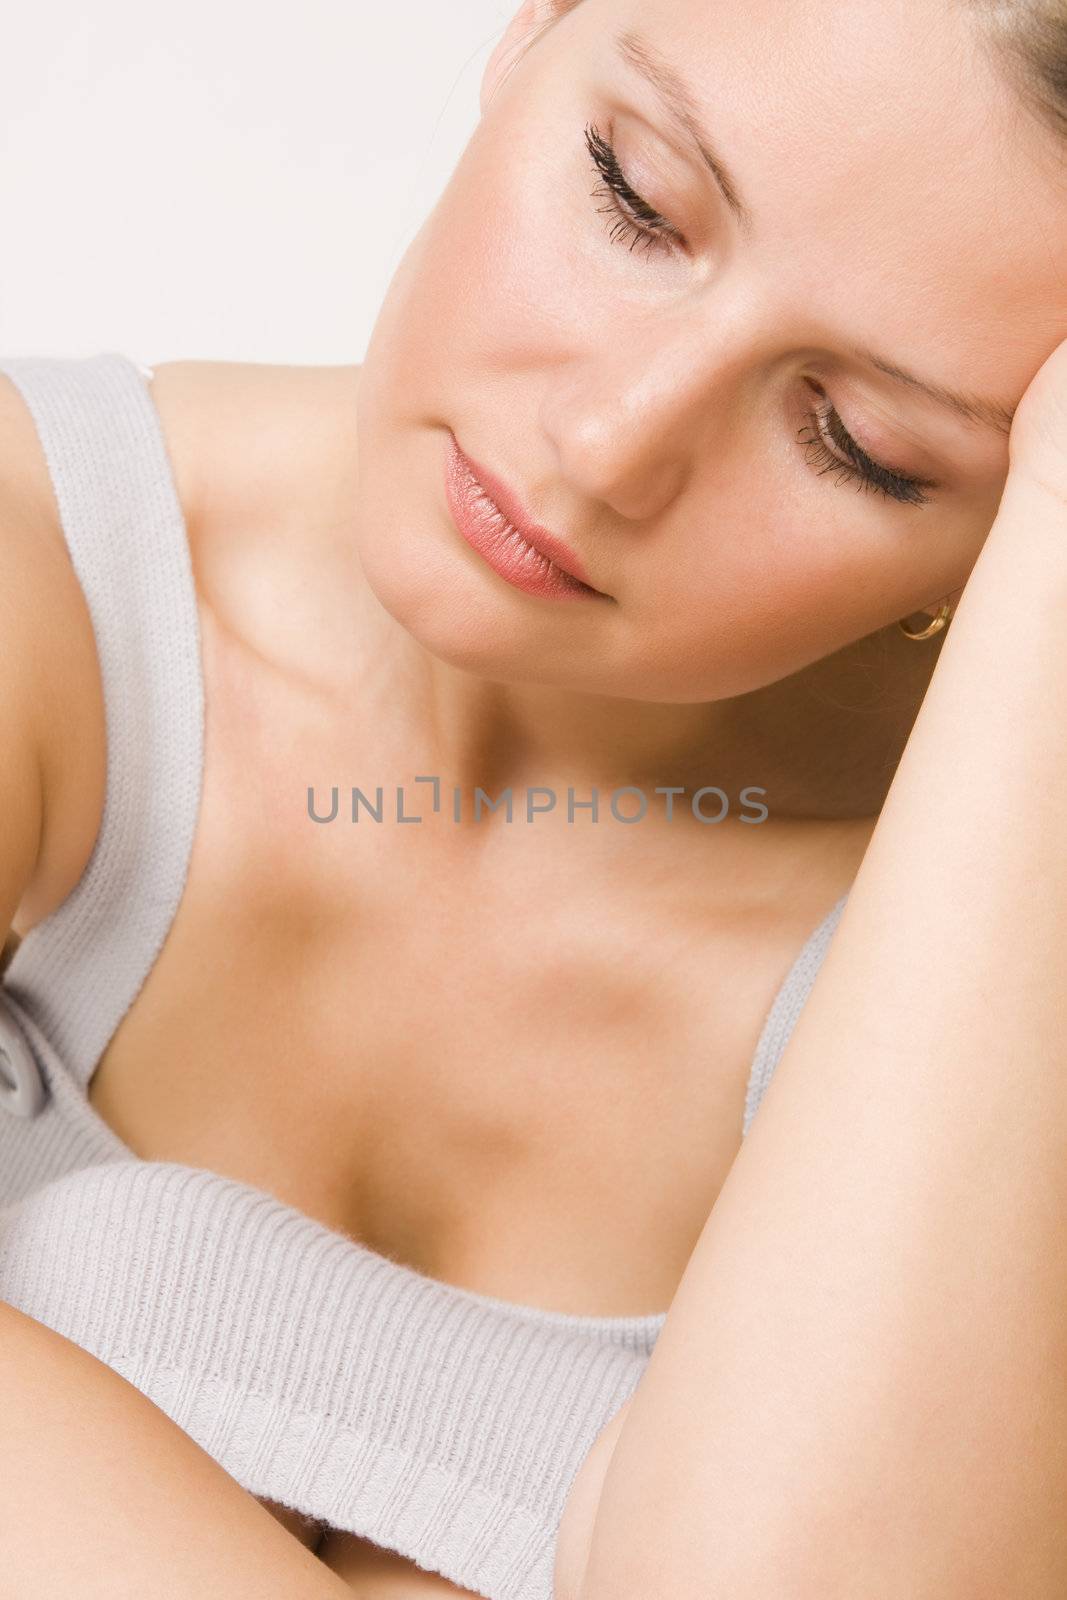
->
(913, 335, 1067, 623)
(1006, 332, 1067, 498)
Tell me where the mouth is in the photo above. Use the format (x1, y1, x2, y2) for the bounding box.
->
(444, 431, 609, 603)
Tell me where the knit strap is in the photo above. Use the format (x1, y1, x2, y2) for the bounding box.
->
(0, 352, 204, 1090)
(742, 891, 848, 1136)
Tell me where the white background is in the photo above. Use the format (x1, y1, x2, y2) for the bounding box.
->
(0, 1, 511, 366)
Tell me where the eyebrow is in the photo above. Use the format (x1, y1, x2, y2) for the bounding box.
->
(613, 27, 1018, 438)
(846, 345, 1016, 435)
(613, 28, 753, 234)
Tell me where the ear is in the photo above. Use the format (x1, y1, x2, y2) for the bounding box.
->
(480, 0, 561, 116)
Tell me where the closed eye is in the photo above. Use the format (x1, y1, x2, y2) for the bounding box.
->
(799, 390, 939, 506)
(583, 122, 939, 509)
(585, 122, 684, 256)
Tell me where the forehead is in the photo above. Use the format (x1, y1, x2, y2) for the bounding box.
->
(597, 0, 1067, 411)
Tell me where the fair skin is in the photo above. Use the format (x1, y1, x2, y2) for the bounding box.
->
(0, 1301, 352, 1600)
(2, 0, 1066, 1594)
(560, 387, 1067, 1600)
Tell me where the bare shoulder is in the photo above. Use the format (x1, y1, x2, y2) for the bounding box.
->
(144, 357, 362, 623)
(146, 357, 362, 528)
(0, 372, 107, 935)
(0, 355, 359, 941)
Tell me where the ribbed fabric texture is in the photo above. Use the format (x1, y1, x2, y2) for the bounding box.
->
(0, 353, 203, 1089)
(0, 1160, 654, 1600)
(0, 351, 849, 1600)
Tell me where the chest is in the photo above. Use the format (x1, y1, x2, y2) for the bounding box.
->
(84, 601, 811, 1320)
(74, 583, 852, 1599)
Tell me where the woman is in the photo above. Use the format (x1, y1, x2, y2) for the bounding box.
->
(0, 0, 1065, 1595)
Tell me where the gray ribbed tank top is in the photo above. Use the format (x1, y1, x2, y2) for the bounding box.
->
(0, 351, 849, 1600)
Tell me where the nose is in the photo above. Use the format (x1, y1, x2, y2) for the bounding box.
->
(538, 294, 760, 525)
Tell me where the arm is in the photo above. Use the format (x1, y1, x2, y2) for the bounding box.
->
(0, 403, 347, 1595)
(0, 366, 108, 944)
(566, 345, 1067, 1600)
(0, 1298, 351, 1598)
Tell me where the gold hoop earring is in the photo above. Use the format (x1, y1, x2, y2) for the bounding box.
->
(898, 601, 954, 641)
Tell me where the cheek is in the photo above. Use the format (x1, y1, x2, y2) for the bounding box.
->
(353, 143, 580, 477)
(631, 487, 865, 699)
(352, 118, 966, 698)
(390, 112, 610, 383)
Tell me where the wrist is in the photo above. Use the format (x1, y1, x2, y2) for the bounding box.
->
(967, 463, 1067, 620)
(998, 460, 1067, 528)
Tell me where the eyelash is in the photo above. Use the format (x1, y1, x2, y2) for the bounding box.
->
(798, 399, 936, 507)
(585, 121, 682, 255)
(583, 121, 938, 508)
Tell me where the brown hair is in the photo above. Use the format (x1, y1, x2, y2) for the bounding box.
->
(493, 0, 583, 95)
(966, 0, 1067, 138)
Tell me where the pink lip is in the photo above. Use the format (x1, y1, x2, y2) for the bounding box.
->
(444, 432, 607, 602)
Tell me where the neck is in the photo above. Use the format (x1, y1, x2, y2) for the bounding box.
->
(342, 557, 940, 824)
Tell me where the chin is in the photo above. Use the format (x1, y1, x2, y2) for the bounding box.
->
(353, 510, 548, 679)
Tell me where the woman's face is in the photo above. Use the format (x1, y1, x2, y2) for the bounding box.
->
(352, 0, 1067, 704)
